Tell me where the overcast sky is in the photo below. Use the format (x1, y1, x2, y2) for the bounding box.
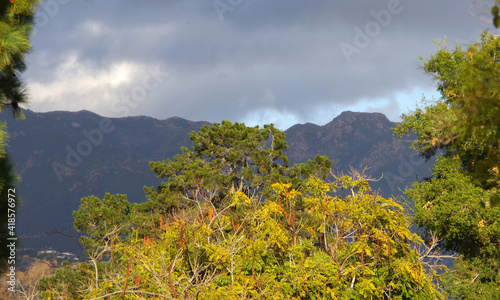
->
(24, 0, 495, 129)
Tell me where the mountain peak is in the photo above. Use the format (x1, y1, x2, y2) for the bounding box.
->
(333, 110, 390, 124)
(319, 111, 394, 133)
(163, 116, 210, 129)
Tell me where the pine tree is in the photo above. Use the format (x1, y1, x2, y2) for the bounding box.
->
(0, 0, 39, 273)
(0, 0, 40, 118)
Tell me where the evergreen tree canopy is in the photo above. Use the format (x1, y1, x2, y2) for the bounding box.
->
(0, 0, 39, 119)
(0, 0, 38, 274)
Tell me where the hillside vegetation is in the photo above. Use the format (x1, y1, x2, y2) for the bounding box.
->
(37, 121, 442, 299)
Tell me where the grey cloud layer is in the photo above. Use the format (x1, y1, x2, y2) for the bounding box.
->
(26, 0, 490, 129)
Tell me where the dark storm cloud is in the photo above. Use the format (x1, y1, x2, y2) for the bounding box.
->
(25, 0, 493, 129)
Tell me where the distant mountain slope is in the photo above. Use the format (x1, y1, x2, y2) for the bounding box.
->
(286, 111, 416, 172)
(0, 110, 432, 254)
(285, 111, 431, 198)
(1, 110, 210, 253)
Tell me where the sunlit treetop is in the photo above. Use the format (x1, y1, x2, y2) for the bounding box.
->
(0, 0, 40, 119)
(395, 31, 500, 194)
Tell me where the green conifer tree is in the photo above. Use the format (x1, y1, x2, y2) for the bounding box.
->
(0, 0, 39, 273)
(0, 0, 40, 118)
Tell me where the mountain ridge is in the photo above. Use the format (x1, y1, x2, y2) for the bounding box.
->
(0, 109, 428, 254)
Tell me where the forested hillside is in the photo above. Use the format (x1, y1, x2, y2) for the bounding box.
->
(32, 120, 442, 299)
(0, 110, 429, 255)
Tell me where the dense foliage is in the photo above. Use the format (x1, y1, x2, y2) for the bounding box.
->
(38, 121, 442, 299)
(0, 0, 39, 118)
(0, 0, 39, 273)
(394, 32, 500, 298)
